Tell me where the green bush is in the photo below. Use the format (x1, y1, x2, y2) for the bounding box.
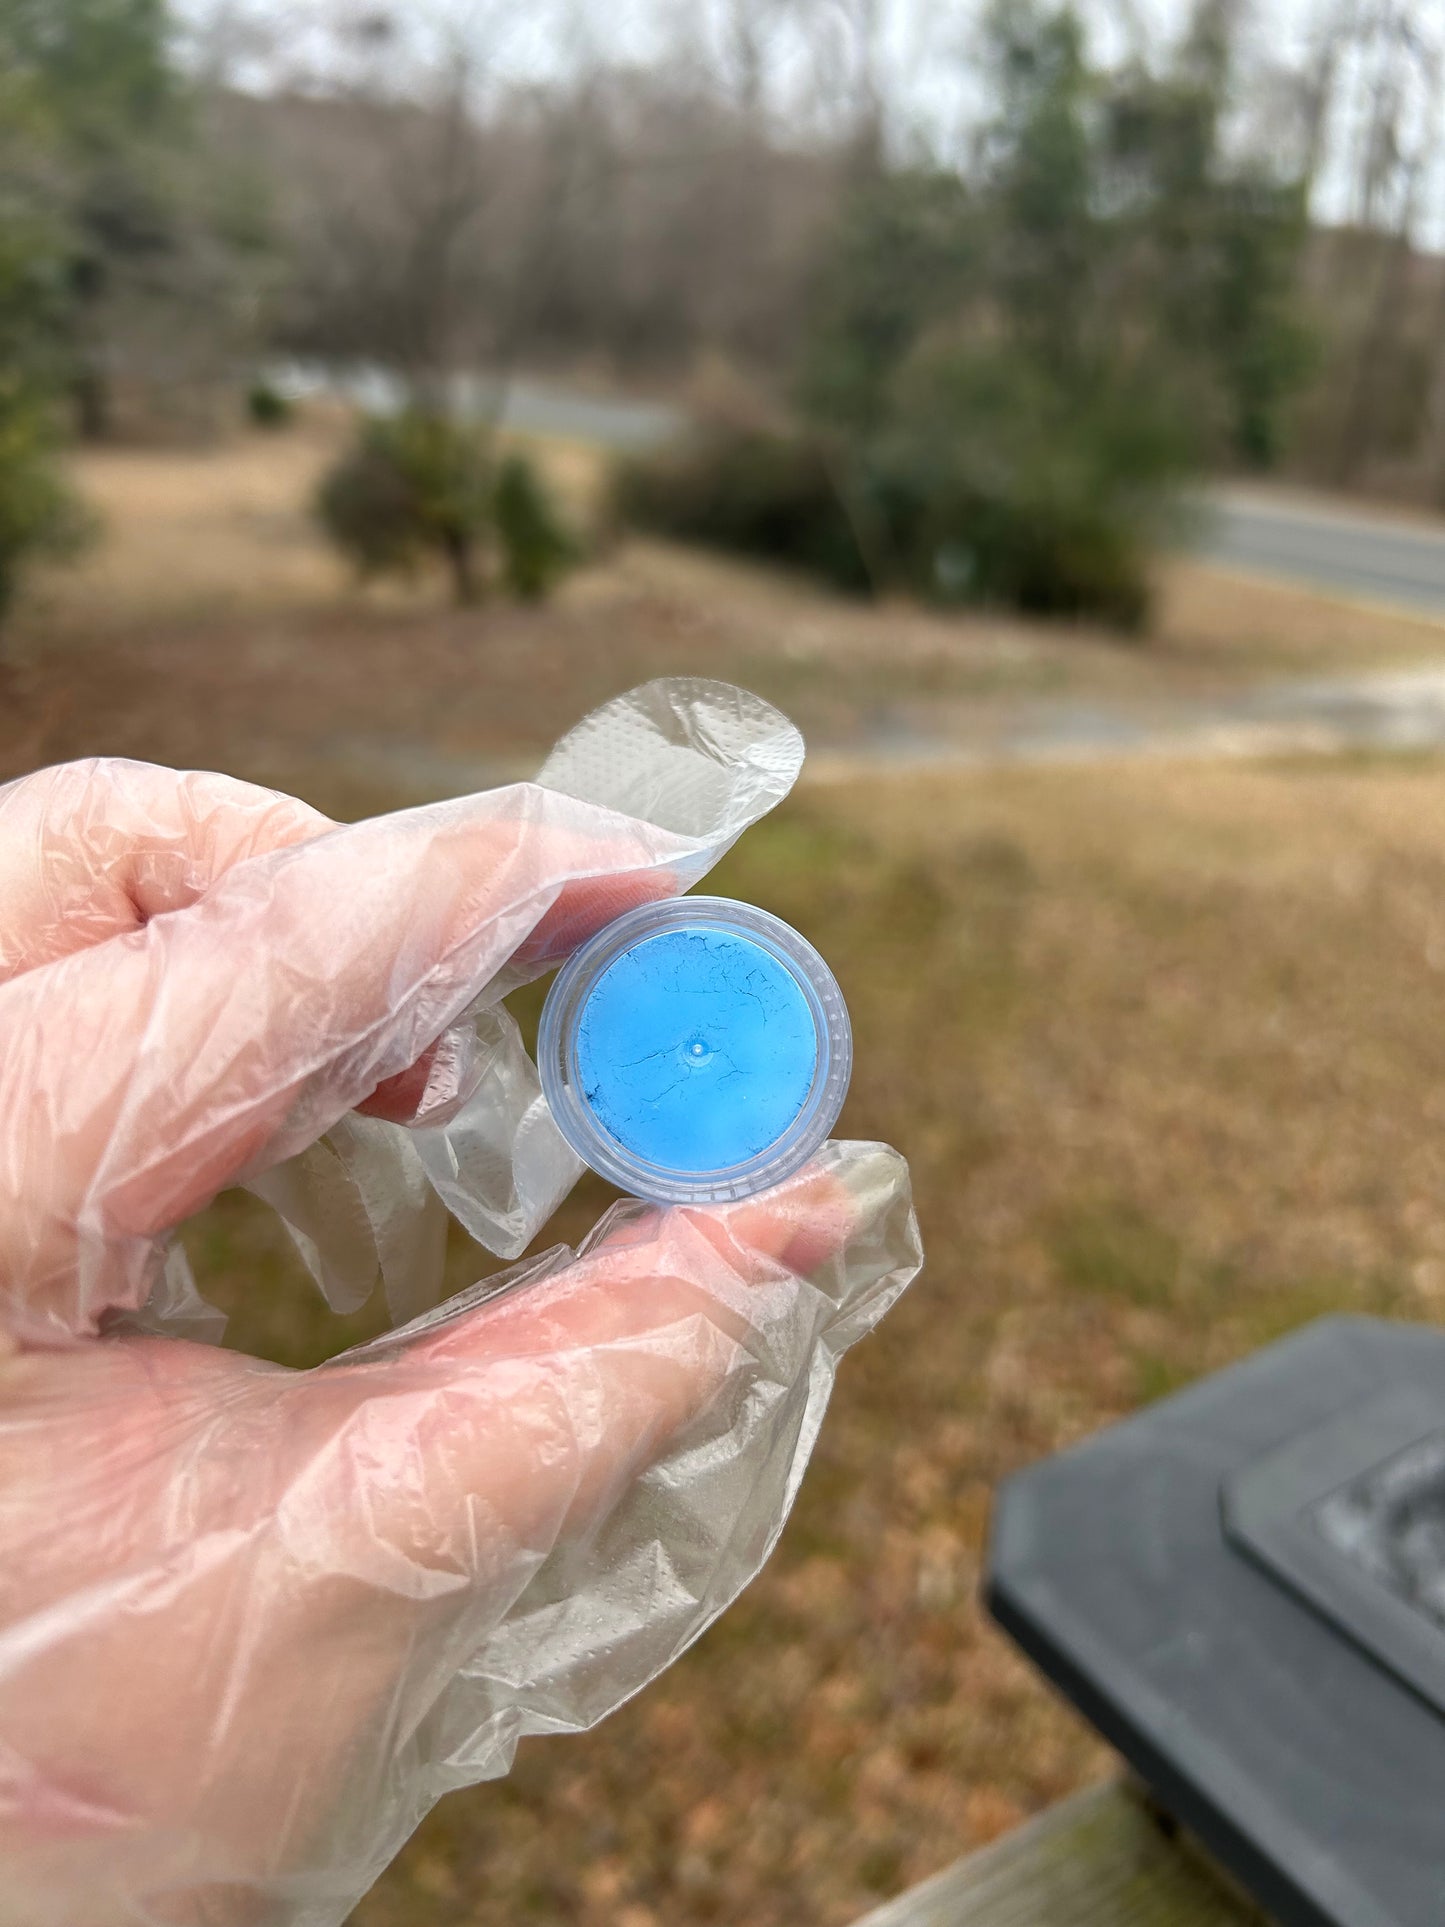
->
(494, 452, 574, 600)
(618, 336, 1191, 628)
(0, 379, 92, 637)
(247, 380, 294, 430)
(317, 412, 495, 605)
(617, 2, 1311, 633)
(866, 341, 1193, 629)
(616, 429, 872, 595)
(619, 420, 1162, 628)
(318, 416, 576, 606)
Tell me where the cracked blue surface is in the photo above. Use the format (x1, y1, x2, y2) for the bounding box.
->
(574, 927, 818, 1174)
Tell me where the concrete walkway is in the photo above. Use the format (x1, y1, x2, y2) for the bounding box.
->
(320, 664, 1445, 803)
(806, 664, 1445, 777)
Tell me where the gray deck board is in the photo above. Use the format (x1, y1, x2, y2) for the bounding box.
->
(850, 1783, 1268, 1927)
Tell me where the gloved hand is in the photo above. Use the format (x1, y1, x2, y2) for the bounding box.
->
(0, 722, 920, 1923)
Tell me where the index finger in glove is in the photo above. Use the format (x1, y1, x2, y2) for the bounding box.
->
(0, 760, 333, 982)
(0, 786, 695, 1338)
(0, 760, 646, 1134)
(288, 1158, 863, 1585)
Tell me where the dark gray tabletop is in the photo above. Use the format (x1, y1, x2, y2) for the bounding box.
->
(987, 1316, 1445, 1927)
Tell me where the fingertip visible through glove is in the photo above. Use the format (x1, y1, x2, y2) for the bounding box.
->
(0, 794, 725, 1340)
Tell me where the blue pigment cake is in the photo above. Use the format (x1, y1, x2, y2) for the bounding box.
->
(538, 897, 852, 1203)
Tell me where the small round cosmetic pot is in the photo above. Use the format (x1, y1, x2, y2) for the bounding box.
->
(538, 896, 852, 1204)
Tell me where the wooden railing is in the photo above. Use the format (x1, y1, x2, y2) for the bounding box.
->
(850, 1782, 1270, 1927)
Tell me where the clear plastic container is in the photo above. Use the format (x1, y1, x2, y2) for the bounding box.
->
(538, 897, 852, 1204)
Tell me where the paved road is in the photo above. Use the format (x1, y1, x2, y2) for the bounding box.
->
(277, 362, 683, 454)
(1202, 488, 1445, 617)
(282, 362, 1445, 618)
(493, 381, 1445, 619)
(501, 384, 1445, 618)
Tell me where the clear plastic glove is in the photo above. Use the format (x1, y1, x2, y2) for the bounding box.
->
(0, 682, 922, 1925)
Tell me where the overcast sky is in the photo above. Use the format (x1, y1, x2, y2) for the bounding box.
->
(185, 0, 1327, 100)
(185, 0, 1443, 236)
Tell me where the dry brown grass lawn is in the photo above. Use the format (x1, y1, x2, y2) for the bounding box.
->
(7, 431, 1445, 1924)
(1156, 558, 1445, 673)
(8, 427, 1445, 821)
(20, 417, 613, 634)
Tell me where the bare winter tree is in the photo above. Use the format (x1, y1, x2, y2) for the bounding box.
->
(1316, 2, 1445, 482)
(201, 0, 852, 396)
(281, 4, 507, 405)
